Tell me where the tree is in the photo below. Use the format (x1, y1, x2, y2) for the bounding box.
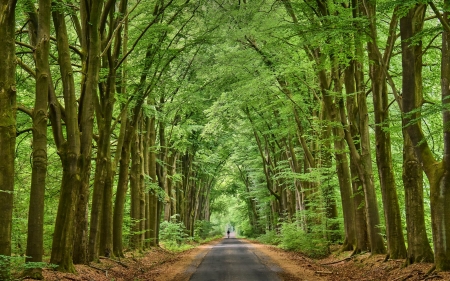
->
(24, 0, 51, 278)
(50, 0, 104, 271)
(401, 1, 450, 270)
(0, 0, 17, 279)
(364, 0, 407, 259)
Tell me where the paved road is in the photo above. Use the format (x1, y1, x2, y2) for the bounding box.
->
(188, 238, 282, 281)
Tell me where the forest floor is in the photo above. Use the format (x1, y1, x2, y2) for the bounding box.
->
(21, 239, 450, 281)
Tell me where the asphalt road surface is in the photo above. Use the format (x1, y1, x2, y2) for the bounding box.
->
(188, 237, 282, 281)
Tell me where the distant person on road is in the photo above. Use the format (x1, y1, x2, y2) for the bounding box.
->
(227, 230, 230, 238)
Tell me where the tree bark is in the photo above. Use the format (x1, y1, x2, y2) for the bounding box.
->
(397, 3, 434, 264)
(343, 60, 363, 252)
(25, 0, 51, 278)
(148, 116, 158, 246)
(0, 0, 17, 279)
(113, 118, 132, 257)
(403, 135, 434, 264)
(73, 0, 104, 265)
(50, 6, 82, 272)
(400, 3, 450, 270)
(130, 113, 143, 250)
(364, 0, 406, 259)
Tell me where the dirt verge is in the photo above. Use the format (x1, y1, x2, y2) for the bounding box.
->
(21, 240, 450, 281)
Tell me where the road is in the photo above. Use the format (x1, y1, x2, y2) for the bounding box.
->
(188, 237, 282, 281)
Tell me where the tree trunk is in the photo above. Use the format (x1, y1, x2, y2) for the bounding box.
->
(400, 3, 450, 270)
(399, 3, 434, 265)
(343, 61, 363, 252)
(73, 0, 104, 265)
(112, 118, 132, 257)
(365, 1, 406, 259)
(320, 108, 340, 242)
(143, 116, 151, 248)
(130, 114, 143, 250)
(326, 56, 385, 254)
(109, 12, 129, 257)
(25, 0, 51, 278)
(403, 135, 434, 264)
(148, 116, 158, 247)
(438, 8, 450, 265)
(0, 0, 17, 279)
(50, 7, 82, 273)
(100, 157, 114, 257)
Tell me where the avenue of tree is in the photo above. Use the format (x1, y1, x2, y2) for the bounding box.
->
(1, 0, 450, 279)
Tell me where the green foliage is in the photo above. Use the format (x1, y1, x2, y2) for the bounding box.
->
(257, 222, 329, 259)
(159, 215, 189, 250)
(7, 0, 446, 270)
(0, 255, 11, 281)
(278, 222, 329, 259)
(0, 255, 57, 281)
(236, 219, 256, 238)
(194, 220, 215, 241)
(256, 230, 281, 245)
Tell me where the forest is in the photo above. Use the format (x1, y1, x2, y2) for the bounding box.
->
(1, 0, 450, 279)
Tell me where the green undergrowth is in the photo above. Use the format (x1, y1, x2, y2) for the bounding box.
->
(159, 216, 222, 252)
(0, 255, 57, 281)
(256, 222, 329, 259)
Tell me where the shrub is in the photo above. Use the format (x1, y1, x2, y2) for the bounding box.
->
(194, 220, 215, 241)
(0, 255, 57, 281)
(256, 230, 280, 245)
(279, 222, 329, 258)
(159, 215, 188, 249)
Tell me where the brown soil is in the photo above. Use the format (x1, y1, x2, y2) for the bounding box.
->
(21, 241, 450, 281)
(250, 242, 450, 281)
(21, 240, 222, 281)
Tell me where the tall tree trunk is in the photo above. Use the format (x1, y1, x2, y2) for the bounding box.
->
(73, 0, 104, 265)
(364, 0, 406, 259)
(439, 1, 450, 270)
(281, 0, 368, 252)
(320, 109, 340, 242)
(148, 116, 158, 247)
(110, 14, 129, 257)
(343, 60, 364, 252)
(100, 155, 114, 257)
(143, 115, 151, 248)
(165, 152, 177, 221)
(325, 53, 385, 254)
(403, 135, 434, 264)
(50, 7, 82, 273)
(181, 153, 191, 229)
(25, 0, 51, 278)
(398, 3, 434, 265)
(130, 115, 142, 250)
(0, 0, 17, 279)
(401, 3, 450, 270)
(113, 119, 132, 257)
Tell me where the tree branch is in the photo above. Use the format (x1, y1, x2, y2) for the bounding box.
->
(17, 105, 33, 117)
(115, 0, 177, 70)
(16, 58, 36, 78)
(429, 1, 450, 32)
